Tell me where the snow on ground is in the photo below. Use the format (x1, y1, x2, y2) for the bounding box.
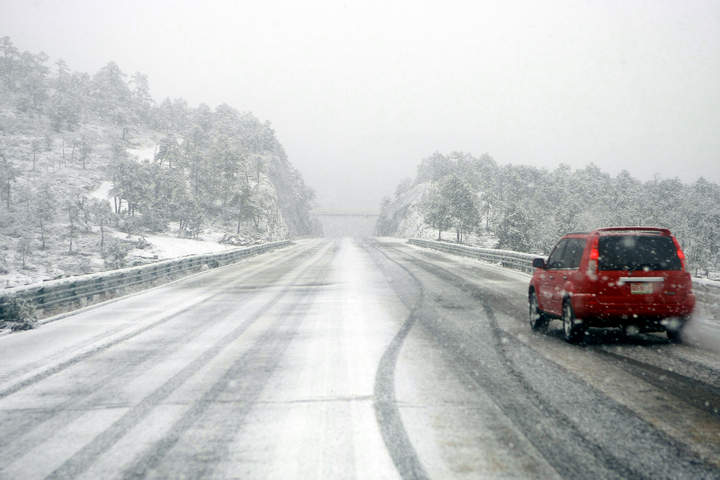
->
(127, 145, 157, 162)
(694, 277, 720, 288)
(3, 229, 243, 290)
(89, 181, 113, 204)
(144, 234, 232, 258)
(112, 231, 233, 259)
(394, 237, 534, 283)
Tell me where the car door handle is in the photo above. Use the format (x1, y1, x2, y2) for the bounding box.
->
(562, 275, 568, 280)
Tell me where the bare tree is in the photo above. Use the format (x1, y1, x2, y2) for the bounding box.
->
(0, 153, 20, 210)
(31, 139, 41, 170)
(89, 199, 113, 254)
(66, 200, 79, 253)
(33, 183, 56, 249)
(15, 234, 33, 269)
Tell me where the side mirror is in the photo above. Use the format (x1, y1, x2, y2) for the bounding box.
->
(532, 258, 546, 269)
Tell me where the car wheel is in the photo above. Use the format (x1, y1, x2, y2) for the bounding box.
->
(528, 291, 548, 332)
(562, 300, 584, 344)
(666, 317, 686, 344)
(622, 324, 640, 337)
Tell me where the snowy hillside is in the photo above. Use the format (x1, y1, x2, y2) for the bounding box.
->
(378, 151, 720, 275)
(0, 36, 317, 288)
(377, 181, 499, 247)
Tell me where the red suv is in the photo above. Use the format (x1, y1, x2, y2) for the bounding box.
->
(528, 227, 695, 343)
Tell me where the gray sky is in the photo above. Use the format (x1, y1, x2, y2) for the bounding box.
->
(2, 0, 719, 211)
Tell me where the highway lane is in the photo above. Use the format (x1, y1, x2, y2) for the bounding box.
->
(370, 238, 720, 479)
(0, 237, 718, 479)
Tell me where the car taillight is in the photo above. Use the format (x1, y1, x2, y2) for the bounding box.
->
(587, 245, 599, 279)
(672, 237, 686, 271)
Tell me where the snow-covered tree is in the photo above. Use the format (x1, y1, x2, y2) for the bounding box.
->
(420, 183, 453, 241)
(441, 175, 479, 243)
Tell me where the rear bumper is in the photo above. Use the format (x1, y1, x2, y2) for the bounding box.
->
(572, 293, 695, 321)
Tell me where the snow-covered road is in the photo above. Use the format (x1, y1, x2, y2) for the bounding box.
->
(0, 238, 718, 479)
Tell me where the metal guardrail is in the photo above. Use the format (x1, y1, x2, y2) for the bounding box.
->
(408, 238, 537, 273)
(407, 238, 720, 292)
(0, 240, 291, 322)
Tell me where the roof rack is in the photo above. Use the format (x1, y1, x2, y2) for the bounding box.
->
(594, 226, 671, 236)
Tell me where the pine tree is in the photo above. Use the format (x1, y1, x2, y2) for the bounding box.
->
(440, 175, 479, 243)
(0, 153, 20, 210)
(420, 183, 452, 241)
(33, 183, 56, 250)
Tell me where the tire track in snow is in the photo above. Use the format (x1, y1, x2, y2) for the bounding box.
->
(591, 348, 720, 416)
(0, 242, 321, 401)
(388, 243, 717, 479)
(365, 240, 430, 480)
(119, 242, 338, 479)
(0, 243, 325, 465)
(44, 241, 334, 480)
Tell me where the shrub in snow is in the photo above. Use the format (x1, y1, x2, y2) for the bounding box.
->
(73, 256, 93, 274)
(219, 233, 260, 246)
(118, 216, 142, 236)
(14, 234, 33, 269)
(135, 236, 151, 249)
(2, 297, 37, 331)
(104, 239, 131, 269)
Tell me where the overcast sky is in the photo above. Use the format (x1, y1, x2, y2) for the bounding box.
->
(2, 0, 719, 211)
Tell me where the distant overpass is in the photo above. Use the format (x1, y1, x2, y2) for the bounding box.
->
(312, 210, 380, 218)
(312, 210, 380, 237)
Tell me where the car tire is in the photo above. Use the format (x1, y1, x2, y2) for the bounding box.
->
(562, 300, 584, 344)
(666, 317, 686, 344)
(622, 324, 640, 337)
(528, 291, 548, 332)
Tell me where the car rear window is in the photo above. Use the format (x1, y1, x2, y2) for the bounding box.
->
(598, 235, 681, 271)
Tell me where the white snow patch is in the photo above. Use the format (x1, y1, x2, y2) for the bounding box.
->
(693, 277, 720, 289)
(114, 232, 233, 260)
(127, 145, 157, 162)
(89, 181, 114, 204)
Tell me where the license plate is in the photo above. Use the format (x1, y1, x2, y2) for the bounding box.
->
(631, 283, 654, 294)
